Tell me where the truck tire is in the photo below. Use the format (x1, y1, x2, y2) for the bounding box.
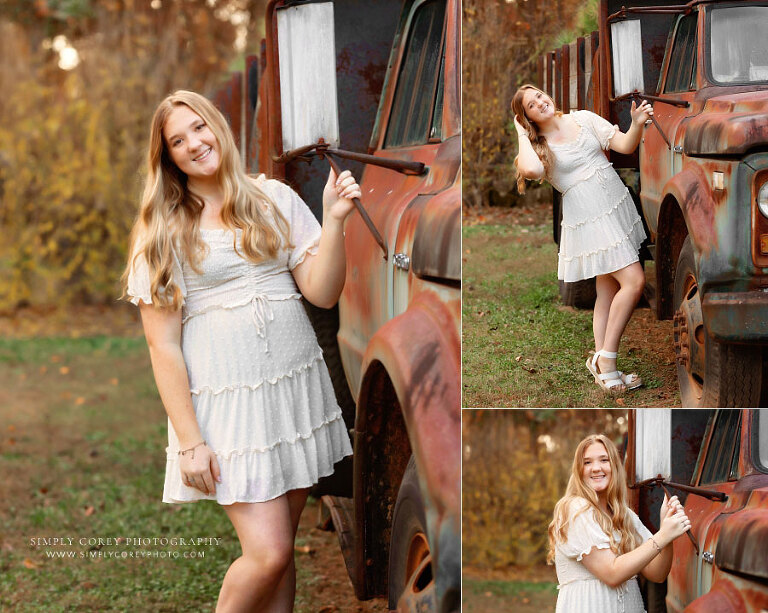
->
(388, 456, 436, 612)
(673, 236, 762, 407)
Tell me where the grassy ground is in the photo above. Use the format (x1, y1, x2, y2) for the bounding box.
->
(463, 566, 557, 613)
(0, 333, 385, 612)
(462, 206, 681, 408)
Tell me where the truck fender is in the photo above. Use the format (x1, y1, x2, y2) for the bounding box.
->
(354, 289, 460, 597)
(662, 165, 717, 255)
(682, 578, 747, 613)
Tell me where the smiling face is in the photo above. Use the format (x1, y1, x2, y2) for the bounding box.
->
(582, 441, 612, 496)
(162, 104, 220, 182)
(521, 87, 555, 125)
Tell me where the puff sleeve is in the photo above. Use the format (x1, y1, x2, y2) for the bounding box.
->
(584, 110, 619, 151)
(125, 241, 186, 306)
(266, 180, 322, 271)
(559, 499, 613, 561)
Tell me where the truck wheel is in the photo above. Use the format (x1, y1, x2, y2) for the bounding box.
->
(388, 456, 435, 612)
(559, 279, 597, 309)
(673, 236, 761, 407)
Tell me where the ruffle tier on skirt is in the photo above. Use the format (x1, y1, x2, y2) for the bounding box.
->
(557, 166, 646, 283)
(162, 297, 353, 505)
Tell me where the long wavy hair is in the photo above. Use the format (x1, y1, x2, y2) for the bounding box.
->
(547, 434, 640, 564)
(121, 90, 291, 308)
(511, 84, 562, 194)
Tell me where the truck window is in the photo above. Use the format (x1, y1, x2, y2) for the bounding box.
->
(664, 12, 697, 93)
(710, 5, 768, 84)
(384, 0, 446, 148)
(700, 410, 741, 485)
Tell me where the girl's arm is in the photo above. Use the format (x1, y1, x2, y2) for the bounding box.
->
(291, 169, 360, 309)
(579, 502, 689, 588)
(514, 116, 545, 179)
(139, 302, 220, 495)
(640, 495, 682, 582)
(608, 100, 653, 154)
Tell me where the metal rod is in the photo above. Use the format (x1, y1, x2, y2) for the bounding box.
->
(325, 155, 388, 260)
(659, 482, 699, 556)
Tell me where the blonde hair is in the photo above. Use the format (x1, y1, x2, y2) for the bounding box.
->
(121, 90, 291, 308)
(547, 434, 640, 564)
(511, 84, 562, 195)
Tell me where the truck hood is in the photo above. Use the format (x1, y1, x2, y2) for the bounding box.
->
(683, 90, 768, 156)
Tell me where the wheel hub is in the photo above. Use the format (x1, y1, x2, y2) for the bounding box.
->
(397, 534, 436, 613)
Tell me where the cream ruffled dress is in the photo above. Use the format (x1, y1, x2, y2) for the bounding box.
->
(126, 179, 353, 505)
(554, 498, 653, 613)
(549, 110, 647, 282)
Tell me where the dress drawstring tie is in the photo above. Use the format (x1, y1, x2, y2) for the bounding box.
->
(250, 294, 274, 353)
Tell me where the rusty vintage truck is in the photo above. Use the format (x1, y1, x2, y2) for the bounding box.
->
(211, 1, 460, 611)
(539, 0, 768, 407)
(625, 409, 768, 612)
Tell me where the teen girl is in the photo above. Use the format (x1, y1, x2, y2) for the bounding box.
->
(122, 90, 358, 612)
(513, 84, 652, 393)
(548, 434, 691, 612)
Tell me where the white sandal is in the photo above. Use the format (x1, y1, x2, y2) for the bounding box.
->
(587, 350, 643, 390)
(587, 350, 626, 393)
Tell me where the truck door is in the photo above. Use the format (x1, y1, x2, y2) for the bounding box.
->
(640, 10, 699, 232)
(669, 410, 747, 611)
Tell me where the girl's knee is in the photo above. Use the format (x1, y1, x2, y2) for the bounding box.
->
(243, 541, 293, 581)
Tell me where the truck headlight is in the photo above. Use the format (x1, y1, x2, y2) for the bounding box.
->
(759, 181, 768, 218)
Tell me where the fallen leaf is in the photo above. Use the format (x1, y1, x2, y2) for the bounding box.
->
(75, 397, 86, 406)
(51, 355, 61, 363)
(81, 581, 96, 589)
(7, 424, 15, 432)
(109, 378, 119, 386)
(616, 398, 626, 406)
(294, 545, 313, 555)
(318, 607, 337, 613)
(23, 558, 39, 569)
(515, 356, 522, 362)
(59, 366, 70, 375)
(84, 506, 95, 516)
(39, 366, 48, 375)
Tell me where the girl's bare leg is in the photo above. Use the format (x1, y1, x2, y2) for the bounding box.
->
(216, 494, 298, 613)
(263, 488, 310, 613)
(593, 274, 619, 352)
(595, 262, 645, 374)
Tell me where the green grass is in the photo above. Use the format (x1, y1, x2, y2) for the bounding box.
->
(0, 336, 243, 611)
(462, 577, 558, 613)
(462, 221, 679, 408)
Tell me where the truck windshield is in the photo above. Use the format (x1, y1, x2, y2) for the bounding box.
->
(758, 408, 768, 472)
(709, 5, 768, 84)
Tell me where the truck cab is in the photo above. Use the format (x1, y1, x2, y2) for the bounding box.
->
(627, 409, 768, 612)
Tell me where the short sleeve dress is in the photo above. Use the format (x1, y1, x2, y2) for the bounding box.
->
(126, 178, 353, 505)
(547, 110, 647, 283)
(554, 498, 653, 613)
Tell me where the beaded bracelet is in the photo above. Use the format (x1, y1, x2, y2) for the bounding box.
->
(179, 440, 206, 460)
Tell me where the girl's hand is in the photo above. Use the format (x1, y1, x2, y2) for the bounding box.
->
(322, 168, 360, 222)
(631, 99, 653, 127)
(180, 443, 221, 496)
(660, 494, 683, 524)
(658, 500, 691, 543)
(513, 115, 529, 138)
